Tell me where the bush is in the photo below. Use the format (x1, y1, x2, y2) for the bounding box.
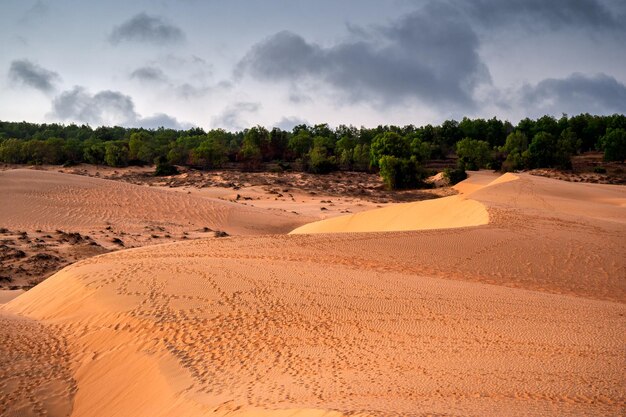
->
(308, 145, 337, 174)
(104, 141, 129, 167)
(593, 166, 607, 174)
(370, 132, 410, 167)
(379, 155, 425, 190)
(443, 166, 467, 185)
(599, 128, 626, 162)
(154, 156, 178, 176)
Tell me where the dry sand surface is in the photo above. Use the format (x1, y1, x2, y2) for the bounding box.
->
(0, 169, 313, 288)
(1, 170, 625, 416)
(0, 169, 309, 237)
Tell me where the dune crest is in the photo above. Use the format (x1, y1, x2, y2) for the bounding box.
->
(290, 172, 507, 235)
(289, 195, 489, 234)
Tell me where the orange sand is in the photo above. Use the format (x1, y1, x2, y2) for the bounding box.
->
(0, 169, 310, 237)
(1, 170, 625, 416)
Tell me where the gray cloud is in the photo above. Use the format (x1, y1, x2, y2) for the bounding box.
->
(520, 73, 626, 116)
(19, 0, 49, 24)
(129, 63, 231, 100)
(50, 86, 189, 128)
(176, 80, 233, 99)
(458, 0, 624, 32)
(109, 13, 185, 45)
(136, 113, 193, 130)
(274, 116, 308, 131)
(51, 87, 138, 125)
(130, 66, 167, 82)
(9, 59, 60, 93)
(175, 83, 207, 98)
(211, 102, 260, 130)
(237, 2, 489, 109)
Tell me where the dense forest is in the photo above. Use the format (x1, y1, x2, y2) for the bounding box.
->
(1, 114, 625, 189)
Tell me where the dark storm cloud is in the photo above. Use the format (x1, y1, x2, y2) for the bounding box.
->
(130, 66, 167, 82)
(458, 0, 624, 32)
(9, 59, 60, 93)
(237, 2, 490, 109)
(109, 13, 185, 45)
(211, 102, 260, 130)
(520, 73, 626, 116)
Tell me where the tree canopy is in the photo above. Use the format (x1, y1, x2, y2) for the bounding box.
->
(1, 113, 624, 189)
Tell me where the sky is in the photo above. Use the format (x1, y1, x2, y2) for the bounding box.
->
(1, 0, 626, 131)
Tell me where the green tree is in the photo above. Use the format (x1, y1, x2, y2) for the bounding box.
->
(128, 131, 156, 164)
(63, 138, 84, 164)
(83, 139, 106, 165)
(526, 132, 557, 168)
(554, 128, 580, 169)
(191, 138, 227, 169)
(352, 144, 370, 171)
(308, 145, 337, 174)
(443, 166, 468, 185)
(268, 127, 289, 161)
(242, 126, 270, 162)
(378, 156, 425, 190)
(43, 137, 66, 164)
(154, 155, 179, 176)
(104, 141, 129, 167)
(409, 136, 431, 163)
(288, 129, 313, 159)
(167, 135, 205, 165)
(370, 132, 410, 167)
(0, 138, 25, 163)
(456, 138, 491, 170)
(21, 140, 47, 164)
(500, 131, 528, 171)
(599, 128, 626, 162)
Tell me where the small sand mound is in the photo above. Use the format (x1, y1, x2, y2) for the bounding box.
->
(290, 172, 504, 234)
(290, 195, 488, 234)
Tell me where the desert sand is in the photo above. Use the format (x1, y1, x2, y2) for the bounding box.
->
(0, 169, 314, 289)
(0, 169, 310, 237)
(1, 170, 625, 416)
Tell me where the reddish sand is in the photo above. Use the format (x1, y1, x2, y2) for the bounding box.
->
(0, 169, 310, 237)
(1, 170, 625, 416)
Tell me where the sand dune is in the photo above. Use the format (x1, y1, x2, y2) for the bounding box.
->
(0, 169, 309, 237)
(1, 172, 625, 416)
(290, 171, 502, 234)
(290, 195, 489, 234)
(291, 171, 626, 234)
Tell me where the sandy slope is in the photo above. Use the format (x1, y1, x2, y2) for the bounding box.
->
(289, 171, 507, 234)
(1, 172, 625, 416)
(290, 195, 488, 234)
(0, 169, 310, 237)
(291, 171, 625, 234)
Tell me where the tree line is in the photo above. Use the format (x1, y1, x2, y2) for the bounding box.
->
(0, 113, 624, 189)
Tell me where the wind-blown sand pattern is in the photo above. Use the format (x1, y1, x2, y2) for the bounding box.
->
(0, 169, 309, 237)
(1, 171, 625, 416)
